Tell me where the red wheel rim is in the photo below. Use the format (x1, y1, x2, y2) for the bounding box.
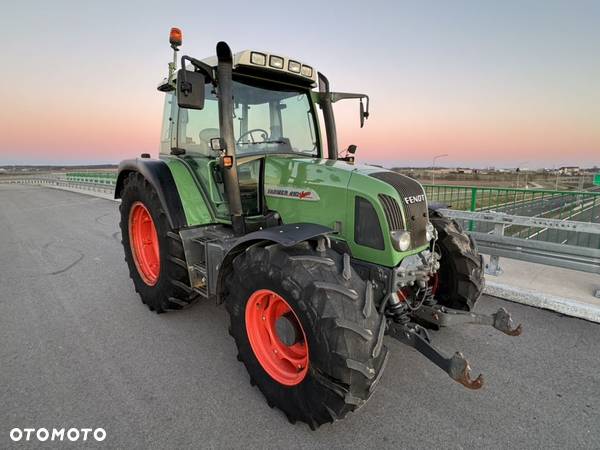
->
(245, 289, 309, 386)
(129, 201, 160, 286)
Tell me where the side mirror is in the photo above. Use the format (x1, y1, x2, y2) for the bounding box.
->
(176, 69, 205, 110)
(347, 144, 357, 154)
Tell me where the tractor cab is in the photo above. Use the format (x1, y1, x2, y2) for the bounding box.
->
(165, 71, 321, 217)
(157, 36, 369, 234)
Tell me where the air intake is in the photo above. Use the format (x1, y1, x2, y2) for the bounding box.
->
(379, 194, 404, 231)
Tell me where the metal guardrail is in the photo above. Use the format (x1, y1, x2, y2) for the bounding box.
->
(439, 209, 600, 281)
(65, 172, 117, 186)
(424, 184, 600, 214)
(424, 184, 600, 248)
(1, 176, 115, 194)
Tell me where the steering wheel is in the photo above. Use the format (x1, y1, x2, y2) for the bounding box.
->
(237, 128, 269, 144)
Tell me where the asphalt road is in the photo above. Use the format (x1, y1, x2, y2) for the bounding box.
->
(1, 184, 599, 449)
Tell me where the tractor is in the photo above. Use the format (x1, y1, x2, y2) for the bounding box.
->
(116, 28, 522, 429)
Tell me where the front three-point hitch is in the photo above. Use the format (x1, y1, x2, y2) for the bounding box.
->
(387, 304, 522, 389)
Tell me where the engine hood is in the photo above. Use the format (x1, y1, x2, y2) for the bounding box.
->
(263, 156, 430, 267)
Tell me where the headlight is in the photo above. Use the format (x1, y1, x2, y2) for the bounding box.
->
(426, 222, 436, 241)
(301, 65, 313, 77)
(269, 55, 284, 69)
(250, 52, 266, 66)
(288, 60, 301, 73)
(391, 230, 411, 252)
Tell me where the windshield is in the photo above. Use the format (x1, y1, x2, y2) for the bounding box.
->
(232, 77, 319, 157)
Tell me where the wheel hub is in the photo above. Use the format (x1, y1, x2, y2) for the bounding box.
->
(275, 313, 302, 346)
(245, 289, 309, 386)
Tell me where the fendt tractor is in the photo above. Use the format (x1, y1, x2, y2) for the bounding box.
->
(116, 28, 522, 428)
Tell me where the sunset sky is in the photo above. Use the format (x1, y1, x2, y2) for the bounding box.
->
(1, 0, 598, 168)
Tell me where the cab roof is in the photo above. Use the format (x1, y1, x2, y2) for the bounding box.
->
(159, 49, 318, 90)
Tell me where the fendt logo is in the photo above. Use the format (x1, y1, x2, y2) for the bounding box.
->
(404, 194, 426, 205)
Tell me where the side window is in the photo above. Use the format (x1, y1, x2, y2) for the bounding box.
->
(160, 93, 175, 154)
(177, 85, 220, 155)
(280, 94, 317, 155)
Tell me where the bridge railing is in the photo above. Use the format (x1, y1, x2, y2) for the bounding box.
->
(1, 173, 115, 194)
(424, 184, 600, 248)
(65, 172, 117, 185)
(438, 209, 600, 297)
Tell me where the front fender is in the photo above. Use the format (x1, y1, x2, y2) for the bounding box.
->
(215, 223, 334, 303)
(115, 158, 187, 230)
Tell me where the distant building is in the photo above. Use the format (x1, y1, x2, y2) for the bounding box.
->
(558, 166, 580, 175)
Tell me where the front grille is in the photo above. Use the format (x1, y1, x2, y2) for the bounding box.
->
(379, 194, 404, 230)
(371, 171, 429, 248)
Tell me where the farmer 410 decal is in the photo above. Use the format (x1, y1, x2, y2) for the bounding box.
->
(265, 186, 320, 201)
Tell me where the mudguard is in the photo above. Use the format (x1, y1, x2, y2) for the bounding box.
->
(231, 223, 334, 249)
(114, 158, 187, 230)
(215, 223, 335, 303)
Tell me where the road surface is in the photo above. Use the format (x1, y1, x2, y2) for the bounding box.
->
(1, 184, 599, 449)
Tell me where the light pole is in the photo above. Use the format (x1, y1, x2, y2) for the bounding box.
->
(516, 161, 529, 188)
(432, 154, 449, 185)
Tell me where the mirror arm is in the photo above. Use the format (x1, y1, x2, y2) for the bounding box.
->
(180, 55, 216, 86)
(330, 92, 370, 122)
(331, 92, 369, 104)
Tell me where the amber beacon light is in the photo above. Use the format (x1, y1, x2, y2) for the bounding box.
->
(169, 27, 182, 49)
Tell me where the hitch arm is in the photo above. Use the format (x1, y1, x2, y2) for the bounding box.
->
(387, 321, 483, 389)
(413, 306, 523, 336)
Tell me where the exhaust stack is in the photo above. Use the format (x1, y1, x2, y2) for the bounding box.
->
(216, 41, 245, 235)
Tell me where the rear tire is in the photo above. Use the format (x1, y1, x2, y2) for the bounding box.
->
(429, 209, 484, 311)
(120, 172, 198, 313)
(225, 243, 388, 429)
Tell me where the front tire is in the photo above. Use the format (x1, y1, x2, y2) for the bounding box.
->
(225, 243, 388, 429)
(120, 172, 198, 312)
(429, 209, 485, 311)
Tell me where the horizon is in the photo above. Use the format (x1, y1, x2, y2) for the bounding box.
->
(1, 161, 597, 171)
(1, 1, 598, 167)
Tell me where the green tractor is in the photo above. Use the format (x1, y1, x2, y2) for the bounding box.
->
(116, 28, 522, 428)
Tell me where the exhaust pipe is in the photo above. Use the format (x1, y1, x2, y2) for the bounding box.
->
(216, 41, 245, 235)
(318, 72, 338, 160)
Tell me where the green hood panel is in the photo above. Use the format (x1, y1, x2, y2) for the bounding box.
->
(264, 156, 353, 227)
(264, 156, 427, 267)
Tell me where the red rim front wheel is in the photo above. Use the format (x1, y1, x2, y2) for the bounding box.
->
(129, 201, 160, 286)
(245, 289, 309, 386)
